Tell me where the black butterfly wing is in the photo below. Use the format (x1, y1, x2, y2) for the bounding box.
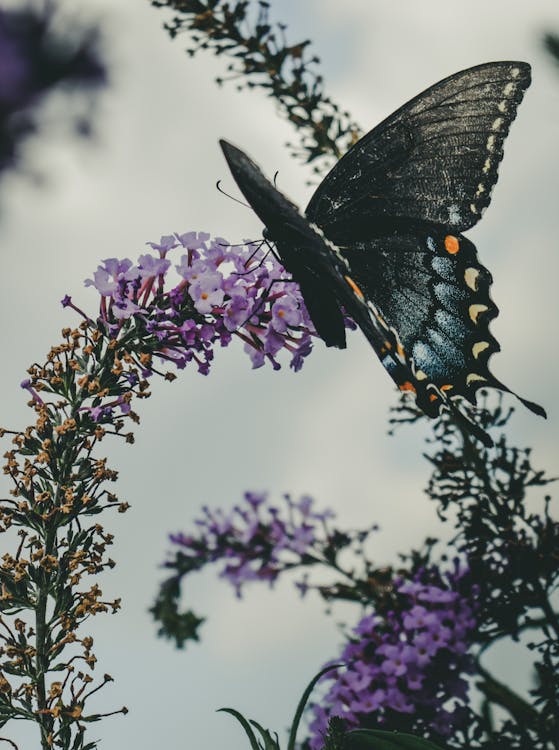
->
(306, 62, 531, 238)
(340, 226, 546, 419)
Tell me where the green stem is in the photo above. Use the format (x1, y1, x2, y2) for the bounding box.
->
(35, 525, 57, 750)
(475, 660, 539, 730)
(535, 579, 559, 639)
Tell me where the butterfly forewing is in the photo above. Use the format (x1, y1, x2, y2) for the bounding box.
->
(306, 62, 531, 238)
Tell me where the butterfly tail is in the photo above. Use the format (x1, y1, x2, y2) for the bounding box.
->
(512, 393, 547, 419)
(488, 376, 547, 419)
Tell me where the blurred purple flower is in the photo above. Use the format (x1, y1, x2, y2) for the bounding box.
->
(307, 568, 479, 748)
(168, 492, 337, 598)
(0, 5, 107, 173)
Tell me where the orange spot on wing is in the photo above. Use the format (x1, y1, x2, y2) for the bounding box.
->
(344, 275, 365, 300)
(444, 235, 460, 254)
(440, 384, 454, 392)
(429, 393, 438, 402)
(399, 381, 416, 394)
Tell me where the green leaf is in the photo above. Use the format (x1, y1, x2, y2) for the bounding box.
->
(287, 664, 344, 750)
(343, 729, 445, 750)
(250, 719, 281, 750)
(218, 707, 262, 750)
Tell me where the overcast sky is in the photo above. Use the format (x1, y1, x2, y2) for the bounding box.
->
(1, 1, 559, 748)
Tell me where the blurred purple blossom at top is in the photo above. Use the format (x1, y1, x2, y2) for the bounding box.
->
(0, 5, 107, 173)
(83, 233, 348, 376)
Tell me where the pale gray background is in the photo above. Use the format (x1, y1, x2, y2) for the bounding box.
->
(1, 1, 558, 748)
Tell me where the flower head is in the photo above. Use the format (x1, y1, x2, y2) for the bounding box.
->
(82, 233, 348, 380)
(307, 567, 478, 748)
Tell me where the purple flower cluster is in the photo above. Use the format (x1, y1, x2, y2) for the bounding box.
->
(84, 232, 322, 375)
(308, 569, 478, 748)
(169, 492, 335, 597)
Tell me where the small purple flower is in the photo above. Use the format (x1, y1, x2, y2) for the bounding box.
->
(223, 294, 250, 332)
(353, 613, 380, 636)
(189, 271, 225, 314)
(385, 688, 414, 714)
(176, 257, 209, 283)
(263, 328, 285, 356)
(307, 566, 478, 746)
(112, 298, 141, 320)
(403, 605, 440, 631)
(350, 688, 386, 713)
(245, 343, 265, 369)
(147, 235, 177, 254)
(85, 267, 118, 296)
(137, 254, 171, 278)
(378, 644, 410, 677)
(270, 295, 302, 333)
(418, 586, 458, 604)
(176, 231, 210, 251)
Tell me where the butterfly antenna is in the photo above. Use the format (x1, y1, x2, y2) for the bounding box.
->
(237, 277, 296, 328)
(220, 240, 260, 247)
(216, 180, 251, 209)
(232, 240, 272, 276)
(263, 234, 284, 266)
(273, 171, 279, 188)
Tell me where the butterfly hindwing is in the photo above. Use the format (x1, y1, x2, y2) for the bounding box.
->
(339, 227, 501, 407)
(306, 62, 531, 239)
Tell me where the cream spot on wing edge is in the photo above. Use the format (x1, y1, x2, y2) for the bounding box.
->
(472, 341, 490, 359)
(464, 267, 480, 291)
(469, 71, 522, 217)
(467, 373, 487, 385)
(469, 303, 489, 323)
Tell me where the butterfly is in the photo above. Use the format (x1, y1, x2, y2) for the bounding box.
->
(219, 61, 546, 446)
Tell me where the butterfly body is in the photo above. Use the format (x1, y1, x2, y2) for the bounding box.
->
(220, 62, 546, 444)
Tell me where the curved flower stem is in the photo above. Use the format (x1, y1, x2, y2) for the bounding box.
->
(475, 659, 539, 730)
(35, 525, 57, 749)
(535, 579, 559, 639)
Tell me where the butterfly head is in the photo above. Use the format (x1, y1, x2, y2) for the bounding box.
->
(220, 139, 305, 243)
